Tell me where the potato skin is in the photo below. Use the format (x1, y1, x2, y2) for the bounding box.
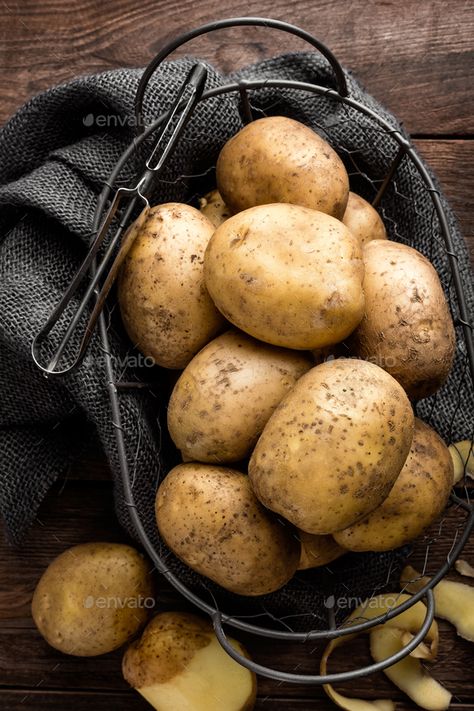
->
(348, 240, 456, 399)
(31, 543, 153, 656)
(123, 612, 257, 711)
(342, 192, 387, 246)
(249, 358, 414, 534)
(155, 464, 300, 595)
(167, 329, 312, 463)
(298, 532, 346, 570)
(199, 189, 231, 228)
(118, 203, 226, 369)
(333, 418, 453, 551)
(204, 203, 365, 349)
(216, 116, 349, 218)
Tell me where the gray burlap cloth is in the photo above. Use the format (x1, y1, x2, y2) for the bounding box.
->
(1, 53, 472, 630)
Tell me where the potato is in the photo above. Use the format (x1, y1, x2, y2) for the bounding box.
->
(348, 240, 456, 399)
(155, 464, 299, 595)
(216, 116, 349, 218)
(333, 418, 453, 551)
(298, 532, 346, 570)
(248, 358, 414, 534)
(167, 329, 312, 463)
(199, 188, 231, 228)
(204, 203, 365, 349)
(31, 542, 153, 656)
(123, 612, 256, 711)
(118, 203, 226, 369)
(342, 192, 387, 245)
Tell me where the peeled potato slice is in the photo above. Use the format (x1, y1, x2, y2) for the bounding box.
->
(370, 627, 451, 711)
(123, 612, 256, 711)
(321, 594, 439, 711)
(449, 439, 474, 484)
(455, 559, 474, 578)
(402, 564, 474, 642)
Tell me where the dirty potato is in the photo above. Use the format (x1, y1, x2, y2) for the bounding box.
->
(249, 358, 414, 535)
(118, 203, 226, 369)
(204, 203, 365, 350)
(216, 116, 349, 218)
(155, 464, 300, 595)
(348, 240, 456, 399)
(31, 543, 153, 656)
(334, 418, 453, 551)
(342, 192, 387, 246)
(167, 329, 312, 463)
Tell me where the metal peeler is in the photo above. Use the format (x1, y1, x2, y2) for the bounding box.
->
(31, 61, 208, 377)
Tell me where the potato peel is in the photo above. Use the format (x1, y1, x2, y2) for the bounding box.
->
(449, 439, 474, 484)
(370, 627, 451, 711)
(321, 594, 440, 711)
(402, 565, 474, 642)
(455, 559, 474, 578)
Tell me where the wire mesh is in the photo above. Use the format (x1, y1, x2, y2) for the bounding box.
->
(50, 18, 472, 683)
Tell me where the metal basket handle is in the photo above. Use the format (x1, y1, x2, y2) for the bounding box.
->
(133, 16, 348, 133)
(211, 592, 435, 685)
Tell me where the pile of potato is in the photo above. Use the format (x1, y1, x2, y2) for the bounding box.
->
(117, 115, 457, 597)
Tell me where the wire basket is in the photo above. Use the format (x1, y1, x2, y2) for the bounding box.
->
(42, 18, 474, 684)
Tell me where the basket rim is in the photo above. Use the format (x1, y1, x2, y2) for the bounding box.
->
(96, 76, 474, 682)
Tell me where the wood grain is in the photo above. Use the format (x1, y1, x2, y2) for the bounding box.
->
(414, 140, 474, 253)
(0, 0, 473, 134)
(0, 2, 473, 709)
(1, 690, 472, 711)
(1, 481, 473, 705)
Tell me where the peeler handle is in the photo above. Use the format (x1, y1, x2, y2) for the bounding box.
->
(31, 63, 208, 377)
(134, 16, 348, 134)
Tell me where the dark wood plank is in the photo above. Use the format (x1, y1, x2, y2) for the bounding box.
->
(2, 690, 472, 711)
(1, 620, 473, 700)
(414, 139, 474, 255)
(1, 480, 473, 704)
(0, 0, 472, 134)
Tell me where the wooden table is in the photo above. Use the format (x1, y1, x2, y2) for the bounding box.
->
(0, 1, 473, 709)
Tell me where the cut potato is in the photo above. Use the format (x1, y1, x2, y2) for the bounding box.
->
(123, 611, 256, 711)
